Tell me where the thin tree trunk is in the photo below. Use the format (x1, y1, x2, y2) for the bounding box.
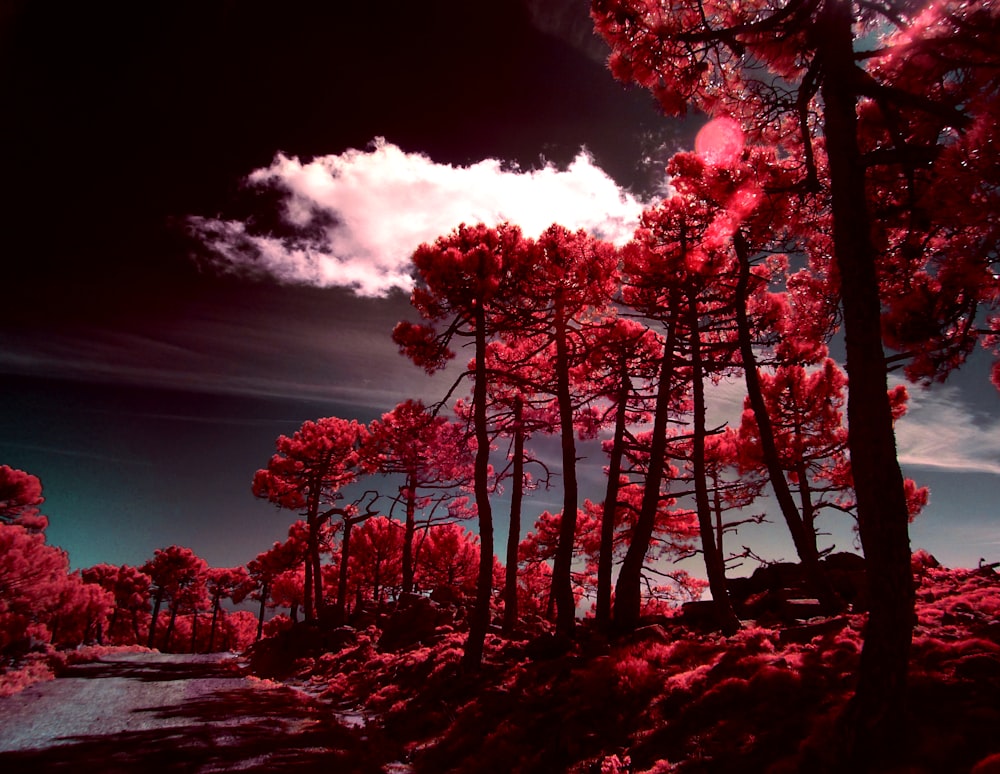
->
(734, 232, 843, 613)
(209, 596, 221, 653)
(336, 518, 354, 623)
(503, 397, 526, 635)
(401, 474, 417, 595)
(303, 539, 314, 623)
(164, 603, 179, 652)
(615, 304, 678, 632)
(821, 1, 915, 761)
(551, 300, 580, 638)
(148, 590, 163, 648)
(597, 356, 630, 630)
(190, 610, 199, 653)
(688, 295, 740, 636)
(256, 580, 269, 642)
(463, 304, 495, 669)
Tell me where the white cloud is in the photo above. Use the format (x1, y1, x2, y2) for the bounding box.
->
(894, 383, 1000, 475)
(190, 138, 647, 297)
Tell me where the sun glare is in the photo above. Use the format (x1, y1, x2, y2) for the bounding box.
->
(695, 116, 745, 166)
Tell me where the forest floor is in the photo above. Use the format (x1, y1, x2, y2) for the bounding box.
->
(1, 560, 999, 773)
(0, 650, 383, 773)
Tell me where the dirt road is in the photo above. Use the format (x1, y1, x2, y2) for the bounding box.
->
(0, 652, 384, 773)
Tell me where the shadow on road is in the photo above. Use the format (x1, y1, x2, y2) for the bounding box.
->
(0, 658, 393, 773)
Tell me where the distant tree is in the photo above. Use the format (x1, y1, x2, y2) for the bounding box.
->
(205, 566, 250, 653)
(348, 515, 404, 610)
(368, 399, 474, 595)
(0, 464, 48, 531)
(253, 416, 370, 622)
(247, 534, 302, 641)
(414, 521, 480, 598)
(142, 546, 208, 651)
(81, 563, 152, 645)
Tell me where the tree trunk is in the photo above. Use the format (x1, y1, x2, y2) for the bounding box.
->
(209, 596, 221, 653)
(256, 580, 269, 642)
(551, 299, 580, 638)
(336, 518, 354, 623)
(503, 397, 525, 635)
(734, 232, 844, 613)
(820, 1, 915, 762)
(190, 610, 199, 653)
(614, 305, 678, 632)
(164, 603, 179, 652)
(303, 542, 314, 623)
(148, 590, 163, 648)
(463, 304, 495, 669)
(401, 474, 417, 595)
(688, 295, 740, 636)
(596, 355, 630, 630)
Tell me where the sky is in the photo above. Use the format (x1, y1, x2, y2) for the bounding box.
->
(1, 0, 998, 577)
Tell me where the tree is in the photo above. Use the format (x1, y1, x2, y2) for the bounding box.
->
(253, 416, 370, 622)
(580, 318, 662, 630)
(394, 222, 528, 667)
(348, 515, 404, 610)
(247, 535, 302, 641)
(514, 225, 620, 637)
(591, 0, 1000, 756)
(142, 546, 208, 651)
(0, 465, 48, 531)
(205, 566, 250, 653)
(81, 563, 152, 645)
(414, 521, 480, 598)
(368, 400, 473, 596)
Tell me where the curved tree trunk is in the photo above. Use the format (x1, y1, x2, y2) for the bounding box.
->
(734, 232, 844, 614)
(688, 294, 740, 636)
(614, 304, 678, 632)
(821, 1, 915, 762)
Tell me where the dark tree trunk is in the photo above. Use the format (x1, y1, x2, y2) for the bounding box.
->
(551, 299, 580, 638)
(734, 232, 844, 614)
(256, 580, 269, 642)
(401, 474, 417, 595)
(336, 518, 354, 623)
(821, 1, 915, 762)
(463, 305, 495, 669)
(190, 610, 199, 653)
(164, 603, 179, 652)
(503, 396, 526, 635)
(596, 355, 630, 630)
(148, 590, 163, 648)
(303, 538, 314, 623)
(208, 596, 221, 653)
(614, 305, 678, 632)
(688, 295, 740, 636)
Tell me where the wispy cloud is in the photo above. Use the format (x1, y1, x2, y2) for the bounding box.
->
(189, 138, 647, 297)
(894, 383, 1000, 475)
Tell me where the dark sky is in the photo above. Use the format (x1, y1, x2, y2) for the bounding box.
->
(2, 0, 998, 574)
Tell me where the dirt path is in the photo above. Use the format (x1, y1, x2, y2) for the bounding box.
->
(0, 652, 385, 773)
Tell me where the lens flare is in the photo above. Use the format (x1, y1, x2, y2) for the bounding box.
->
(694, 116, 745, 166)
